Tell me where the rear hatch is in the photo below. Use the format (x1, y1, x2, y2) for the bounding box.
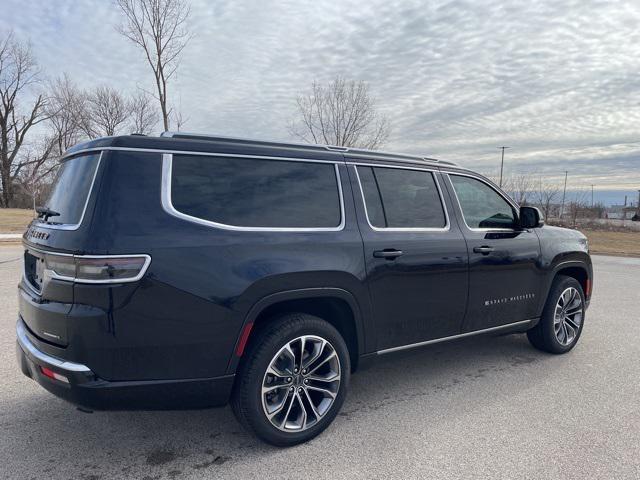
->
(20, 152, 102, 347)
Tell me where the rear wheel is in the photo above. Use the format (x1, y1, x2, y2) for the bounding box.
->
(527, 275, 585, 353)
(231, 313, 350, 446)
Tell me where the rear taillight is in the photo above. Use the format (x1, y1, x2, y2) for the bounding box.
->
(44, 253, 150, 284)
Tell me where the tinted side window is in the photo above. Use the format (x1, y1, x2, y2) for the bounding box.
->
(358, 166, 446, 229)
(357, 166, 386, 228)
(171, 155, 341, 228)
(450, 175, 515, 229)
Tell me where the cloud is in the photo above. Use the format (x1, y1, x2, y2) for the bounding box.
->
(2, 0, 639, 190)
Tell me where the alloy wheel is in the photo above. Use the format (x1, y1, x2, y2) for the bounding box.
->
(261, 335, 341, 432)
(554, 287, 583, 346)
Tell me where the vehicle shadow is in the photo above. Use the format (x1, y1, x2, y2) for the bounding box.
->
(5, 332, 554, 478)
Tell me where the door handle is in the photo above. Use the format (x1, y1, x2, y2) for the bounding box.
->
(473, 246, 495, 255)
(373, 249, 404, 260)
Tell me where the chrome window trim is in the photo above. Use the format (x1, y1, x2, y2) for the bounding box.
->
(352, 164, 450, 232)
(61, 146, 339, 164)
(352, 161, 439, 172)
(162, 153, 346, 232)
(33, 152, 103, 231)
(444, 171, 520, 233)
(23, 247, 151, 285)
(16, 321, 91, 372)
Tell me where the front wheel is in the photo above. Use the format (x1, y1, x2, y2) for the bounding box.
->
(231, 313, 350, 446)
(527, 275, 586, 354)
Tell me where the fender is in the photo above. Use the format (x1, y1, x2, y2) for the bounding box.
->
(551, 258, 591, 276)
(226, 287, 366, 374)
(537, 257, 593, 316)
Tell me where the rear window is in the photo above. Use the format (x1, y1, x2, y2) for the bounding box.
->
(357, 166, 446, 229)
(170, 155, 342, 229)
(41, 153, 101, 225)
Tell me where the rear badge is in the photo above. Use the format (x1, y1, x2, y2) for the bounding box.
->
(27, 227, 50, 240)
(42, 331, 62, 340)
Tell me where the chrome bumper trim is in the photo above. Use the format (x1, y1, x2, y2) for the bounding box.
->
(16, 321, 91, 372)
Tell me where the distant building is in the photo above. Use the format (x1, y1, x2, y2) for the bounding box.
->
(606, 205, 638, 220)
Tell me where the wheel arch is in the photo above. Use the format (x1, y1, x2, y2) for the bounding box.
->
(547, 259, 593, 307)
(227, 288, 365, 374)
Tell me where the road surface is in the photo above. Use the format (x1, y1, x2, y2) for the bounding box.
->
(0, 245, 638, 479)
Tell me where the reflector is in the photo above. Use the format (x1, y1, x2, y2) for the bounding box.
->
(40, 366, 69, 383)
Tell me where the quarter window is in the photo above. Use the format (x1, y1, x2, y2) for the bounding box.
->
(358, 166, 446, 229)
(170, 155, 342, 228)
(449, 175, 516, 229)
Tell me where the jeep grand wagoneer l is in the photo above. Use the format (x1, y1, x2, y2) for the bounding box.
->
(17, 132, 592, 446)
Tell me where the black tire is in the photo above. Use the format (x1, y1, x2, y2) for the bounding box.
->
(527, 275, 586, 354)
(231, 312, 350, 446)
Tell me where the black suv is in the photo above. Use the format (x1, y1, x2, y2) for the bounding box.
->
(16, 132, 592, 446)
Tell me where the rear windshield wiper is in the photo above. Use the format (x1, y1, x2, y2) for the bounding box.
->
(35, 206, 61, 222)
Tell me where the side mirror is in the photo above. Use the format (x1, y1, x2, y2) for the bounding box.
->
(519, 206, 544, 229)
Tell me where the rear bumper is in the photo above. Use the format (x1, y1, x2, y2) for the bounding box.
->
(16, 319, 234, 410)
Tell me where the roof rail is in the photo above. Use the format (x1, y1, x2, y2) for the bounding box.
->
(159, 131, 458, 167)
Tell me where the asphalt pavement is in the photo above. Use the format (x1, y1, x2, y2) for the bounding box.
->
(0, 245, 638, 479)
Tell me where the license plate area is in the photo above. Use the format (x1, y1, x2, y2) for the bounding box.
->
(24, 250, 44, 294)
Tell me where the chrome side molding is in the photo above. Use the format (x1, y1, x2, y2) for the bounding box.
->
(376, 319, 534, 355)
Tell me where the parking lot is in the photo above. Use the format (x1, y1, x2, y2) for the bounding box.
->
(1, 244, 638, 479)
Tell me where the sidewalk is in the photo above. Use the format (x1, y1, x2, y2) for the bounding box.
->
(0, 233, 22, 242)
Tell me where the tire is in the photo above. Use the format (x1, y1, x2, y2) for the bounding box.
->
(527, 275, 586, 354)
(231, 312, 351, 446)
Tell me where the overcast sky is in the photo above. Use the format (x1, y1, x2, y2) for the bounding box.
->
(3, 0, 640, 202)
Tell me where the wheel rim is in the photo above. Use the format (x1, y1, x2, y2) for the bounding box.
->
(261, 335, 341, 432)
(554, 287, 583, 346)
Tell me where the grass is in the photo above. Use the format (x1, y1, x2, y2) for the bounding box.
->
(1, 208, 638, 256)
(0, 208, 34, 234)
(581, 229, 640, 257)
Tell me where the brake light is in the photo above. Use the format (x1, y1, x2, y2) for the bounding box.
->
(40, 366, 69, 383)
(43, 253, 151, 284)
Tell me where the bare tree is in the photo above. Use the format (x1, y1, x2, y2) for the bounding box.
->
(116, 0, 192, 131)
(567, 190, 589, 227)
(501, 174, 534, 205)
(289, 77, 391, 149)
(129, 90, 158, 134)
(171, 106, 187, 131)
(0, 32, 49, 207)
(85, 85, 130, 137)
(533, 176, 561, 219)
(19, 76, 90, 209)
(16, 136, 58, 212)
(46, 74, 89, 156)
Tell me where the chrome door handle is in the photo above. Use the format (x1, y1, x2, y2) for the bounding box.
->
(473, 246, 495, 255)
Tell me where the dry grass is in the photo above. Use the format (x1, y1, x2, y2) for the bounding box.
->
(0, 208, 34, 233)
(581, 229, 640, 257)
